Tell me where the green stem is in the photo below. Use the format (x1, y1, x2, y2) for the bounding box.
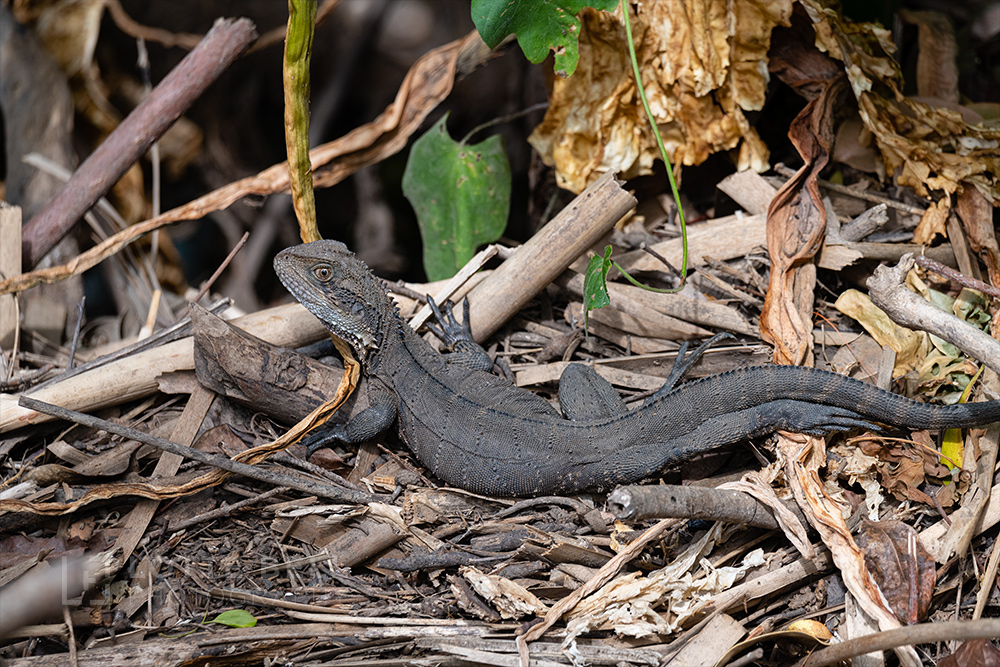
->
(612, 260, 681, 293)
(620, 0, 687, 289)
(284, 0, 319, 243)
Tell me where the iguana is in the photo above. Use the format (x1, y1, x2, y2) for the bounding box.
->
(275, 240, 1000, 497)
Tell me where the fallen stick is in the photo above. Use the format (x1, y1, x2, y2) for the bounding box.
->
(801, 619, 1000, 667)
(867, 253, 1000, 376)
(466, 171, 636, 341)
(607, 484, 804, 530)
(0, 302, 325, 433)
(18, 396, 380, 505)
(22, 18, 257, 268)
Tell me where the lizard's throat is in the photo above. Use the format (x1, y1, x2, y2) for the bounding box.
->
(320, 307, 394, 367)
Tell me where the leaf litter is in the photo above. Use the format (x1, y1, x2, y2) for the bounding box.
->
(1, 1, 999, 666)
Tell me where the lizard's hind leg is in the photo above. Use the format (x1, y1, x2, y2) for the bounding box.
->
(648, 332, 737, 402)
(558, 364, 629, 420)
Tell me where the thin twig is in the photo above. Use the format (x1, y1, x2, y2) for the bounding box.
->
(32, 299, 231, 392)
(800, 619, 1000, 667)
(728, 648, 764, 667)
(182, 232, 249, 317)
(18, 396, 381, 505)
(168, 485, 289, 533)
(0, 364, 55, 393)
(136, 37, 162, 264)
(62, 606, 77, 665)
(105, 0, 202, 49)
(461, 102, 549, 145)
(914, 254, 1000, 300)
(66, 296, 86, 370)
(640, 243, 682, 279)
(773, 163, 927, 215)
(22, 18, 257, 268)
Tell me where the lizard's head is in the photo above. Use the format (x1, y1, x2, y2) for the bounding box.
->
(274, 241, 390, 361)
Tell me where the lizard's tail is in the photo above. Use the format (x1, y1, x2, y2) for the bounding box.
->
(769, 365, 1000, 430)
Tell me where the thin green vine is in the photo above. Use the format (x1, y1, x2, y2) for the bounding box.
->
(619, 0, 688, 289)
(581, 0, 692, 334)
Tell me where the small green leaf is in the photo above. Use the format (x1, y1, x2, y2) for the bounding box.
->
(929, 333, 960, 359)
(210, 609, 257, 628)
(941, 365, 984, 472)
(954, 288, 990, 327)
(471, 0, 617, 77)
(583, 245, 613, 337)
(402, 113, 510, 281)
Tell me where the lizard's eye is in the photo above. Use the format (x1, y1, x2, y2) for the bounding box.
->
(312, 264, 335, 282)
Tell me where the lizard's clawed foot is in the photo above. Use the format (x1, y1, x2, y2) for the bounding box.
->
(425, 296, 475, 350)
(651, 331, 737, 400)
(425, 296, 493, 372)
(787, 406, 884, 435)
(301, 425, 349, 460)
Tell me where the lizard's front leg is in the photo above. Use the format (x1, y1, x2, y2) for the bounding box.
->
(303, 380, 397, 459)
(425, 296, 494, 372)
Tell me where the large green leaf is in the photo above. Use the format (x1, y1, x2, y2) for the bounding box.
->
(471, 0, 617, 77)
(402, 114, 510, 281)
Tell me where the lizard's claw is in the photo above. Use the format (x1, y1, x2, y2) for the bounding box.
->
(426, 296, 476, 350)
(783, 405, 885, 436)
(650, 331, 737, 400)
(301, 425, 348, 460)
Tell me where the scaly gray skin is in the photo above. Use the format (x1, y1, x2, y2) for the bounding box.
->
(274, 240, 1000, 497)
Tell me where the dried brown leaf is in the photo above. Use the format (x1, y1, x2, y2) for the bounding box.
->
(856, 433, 955, 507)
(939, 639, 1000, 667)
(913, 195, 951, 245)
(531, 0, 1000, 205)
(854, 519, 936, 624)
(780, 434, 923, 666)
(955, 186, 1000, 289)
(528, 0, 787, 193)
(833, 289, 929, 375)
(759, 66, 846, 364)
(803, 0, 1000, 203)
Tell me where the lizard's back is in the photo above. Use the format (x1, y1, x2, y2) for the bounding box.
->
(391, 336, 1000, 495)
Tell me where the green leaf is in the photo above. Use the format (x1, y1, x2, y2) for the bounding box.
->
(954, 288, 991, 327)
(941, 365, 984, 472)
(210, 609, 257, 628)
(582, 245, 613, 337)
(402, 114, 510, 281)
(471, 0, 617, 77)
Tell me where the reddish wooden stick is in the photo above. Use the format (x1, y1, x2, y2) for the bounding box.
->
(21, 17, 257, 269)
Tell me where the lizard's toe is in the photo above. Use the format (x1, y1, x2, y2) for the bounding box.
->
(301, 426, 349, 459)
